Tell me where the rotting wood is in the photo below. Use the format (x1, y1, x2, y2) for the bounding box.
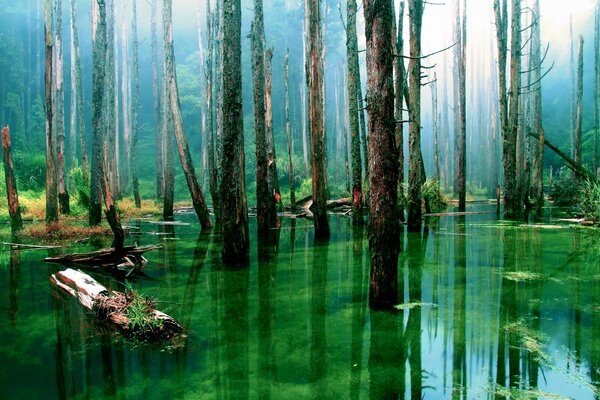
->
(50, 268, 182, 340)
(2, 126, 23, 233)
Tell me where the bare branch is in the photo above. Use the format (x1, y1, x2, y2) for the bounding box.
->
(397, 41, 458, 60)
(519, 60, 555, 93)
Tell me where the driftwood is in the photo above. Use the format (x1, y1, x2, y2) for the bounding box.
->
(44, 244, 162, 276)
(51, 268, 182, 340)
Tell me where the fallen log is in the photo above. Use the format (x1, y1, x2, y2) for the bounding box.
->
(44, 244, 162, 276)
(51, 268, 182, 340)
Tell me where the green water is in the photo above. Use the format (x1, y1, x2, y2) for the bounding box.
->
(1, 207, 600, 399)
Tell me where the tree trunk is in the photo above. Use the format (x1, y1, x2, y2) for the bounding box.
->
(2, 126, 22, 233)
(55, 0, 69, 215)
(453, 0, 466, 211)
(220, 0, 249, 262)
(131, 0, 141, 208)
(432, 73, 440, 182)
(105, 0, 118, 198)
(69, 0, 77, 190)
(531, 0, 544, 215)
(595, 3, 599, 176)
(120, 11, 131, 196)
(151, 0, 164, 201)
(251, 0, 275, 234)
(570, 16, 576, 159)
(575, 36, 584, 176)
(163, 0, 212, 229)
(364, 0, 399, 309)
(301, 20, 310, 179)
(265, 48, 281, 207)
(393, 0, 405, 222)
(205, 5, 219, 222)
(347, 0, 363, 225)
(45, 0, 58, 224)
(342, 70, 351, 194)
(70, 0, 88, 182)
(162, 70, 174, 220)
(407, 0, 424, 231)
(307, 0, 330, 238)
(285, 49, 295, 205)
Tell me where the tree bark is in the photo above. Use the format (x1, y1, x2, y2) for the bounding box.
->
(407, 0, 424, 231)
(251, 0, 275, 234)
(595, 3, 599, 176)
(105, 0, 118, 198)
(453, 0, 466, 211)
(2, 126, 22, 233)
(432, 73, 440, 182)
(205, 5, 219, 222)
(285, 50, 295, 205)
(364, 0, 399, 309)
(301, 19, 310, 178)
(220, 0, 249, 262)
(131, 0, 141, 208)
(151, 0, 164, 201)
(531, 0, 544, 215)
(575, 36, 584, 176)
(265, 48, 281, 207)
(55, 0, 69, 214)
(347, 0, 363, 225)
(570, 16, 576, 159)
(393, 0, 405, 222)
(162, 69, 174, 220)
(89, 0, 106, 226)
(163, 0, 212, 229)
(45, 0, 58, 224)
(70, 0, 89, 182)
(307, 0, 330, 238)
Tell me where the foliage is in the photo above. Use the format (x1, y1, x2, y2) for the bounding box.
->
(549, 173, 582, 207)
(13, 151, 46, 192)
(70, 166, 90, 208)
(122, 282, 163, 334)
(422, 179, 448, 213)
(579, 179, 600, 221)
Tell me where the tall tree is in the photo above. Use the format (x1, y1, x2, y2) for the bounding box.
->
(151, 0, 164, 201)
(251, 0, 275, 234)
(432, 73, 440, 182)
(120, 8, 130, 195)
(595, 3, 599, 176)
(105, 0, 118, 197)
(163, 0, 212, 229)
(407, 0, 424, 231)
(55, 0, 69, 214)
(265, 48, 281, 206)
(45, 0, 58, 224)
(301, 20, 309, 178)
(365, 0, 399, 308)
(570, 15, 576, 158)
(205, 3, 219, 222)
(575, 36, 584, 173)
(70, 0, 88, 181)
(453, 0, 466, 211)
(285, 49, 295, 205)
(531, 0, 544, 214)
(346, 0, 363, 225)
(131, 0, 141, 208)
(393, 0, 405, 222)
(307, 0, 330, 238)
(2, 126, 22, 233)
(162, 57, 174, 219)
(220, 0, 249, 262)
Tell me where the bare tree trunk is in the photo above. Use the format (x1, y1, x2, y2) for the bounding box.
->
(575, 36, 584, 175)
(120, 11, 130, 196)
(301, 20, 309, 178)
(45, 0, 58, 224)
(162, 62, 174, 220)
(130, 0, 141, 208)
(307, 0, 330, 238)
(453, 0, 466, 211)
(205, 5, 219, 222)
(364, 0, 399, 309)
(69, 0, 76, 190)
(151, 0, 163, 201)
(55, 0, 69, 214)
(105, 0, 118, 198)
(595, 3, 599, 176)
(70, 0, 88, 181)
(570, 16, 576, 159)
(432, 73, 440, 182)
(531, 0, 544, 215)
(407, 0, 424, 231)
(2, 126, 22, 233)
(343, 69, 351, 194)
(285, 49, 295, 204)
(347, 0, 363, 225)
(393, 0, 405, 221)
(251, 0, 275, 234)
(265, 48, 281, 207)
(220, 0, 249, 262)
(163, 0, 211, 229)
(215, 0, 223, 175)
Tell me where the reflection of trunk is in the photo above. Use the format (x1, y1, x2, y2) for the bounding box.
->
(369, 311, 405, 399)
(350, 226, 367, 400)
(307, 0, 329, 238)
(365, 0, 399, 308)
(309, 240, 327, 395)
(180, 233, 210, 331)
(163, 0, 212, 229)
(452, 216, 466, 399)
(2, 127, 23, 233)
(9, 250, 20, 326)
(407, 232, 425, 400)
(45, 0, 58, 224)
(220, 0, 249, 263)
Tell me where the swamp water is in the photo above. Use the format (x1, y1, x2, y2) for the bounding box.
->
(1, 207, 600, 399)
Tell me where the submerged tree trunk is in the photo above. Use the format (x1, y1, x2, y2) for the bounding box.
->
(220, 0, 250, 262)
(45, 0, 58, 224)
(531, 0, 544, 215)
(163, 0, 211, 229)
(2, 126, 22, 233)
(89, 0, 106, 226)
(575, 36, 584, 176)
(151, 0, 164, 201)
(407, 0, 424, 231)
(364, 0, 399, 309)
(307, 0, 330, 238)
(70, 0, 88, 181)
(347, 0, 363, 225)
(251, 0, 275, 234)
(265, 48, 281, 207)
(55, 0, 69, 215)
(131, 0, 141, 208)
(285, 50, 295, 205)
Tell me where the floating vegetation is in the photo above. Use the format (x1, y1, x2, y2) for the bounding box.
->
(493, 384, 572, 400)
(394, 302, 438, 310)
(504, 320, 551, 365)
(503, 271, 542, 282)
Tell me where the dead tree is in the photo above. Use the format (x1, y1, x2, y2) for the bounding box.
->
(570, 16, 576, 158)
(265, 48, 281, 207)
(346, 0, 363, 225)
(151, 0, 164, 200)
(2, 127, 22, 233)
(205, 4, 219, 222)
(307, 0, 330, 238)
(530, 0, 544, 214)
(285, 49, 295, 204)
(432, 73, 440, 182)
(163, 0, 212, 229)
(105, 0, 118, 197)
(595, 3, 599, 176)
(220, 0, 250, 262)
(70, 0, 88, 181)
(55, 0, 69, 214)
(131, 0, 141, 208)
(453, 0, 466, 211)
(574, 36, 584, 176)
(407, 0, 424, 231)
(45, 0, 58, 224)
(120, 8, 130, 195)
(393, 0, 405, 221)
(251, 0, 275, 234)
(364, 0, 399, 308)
